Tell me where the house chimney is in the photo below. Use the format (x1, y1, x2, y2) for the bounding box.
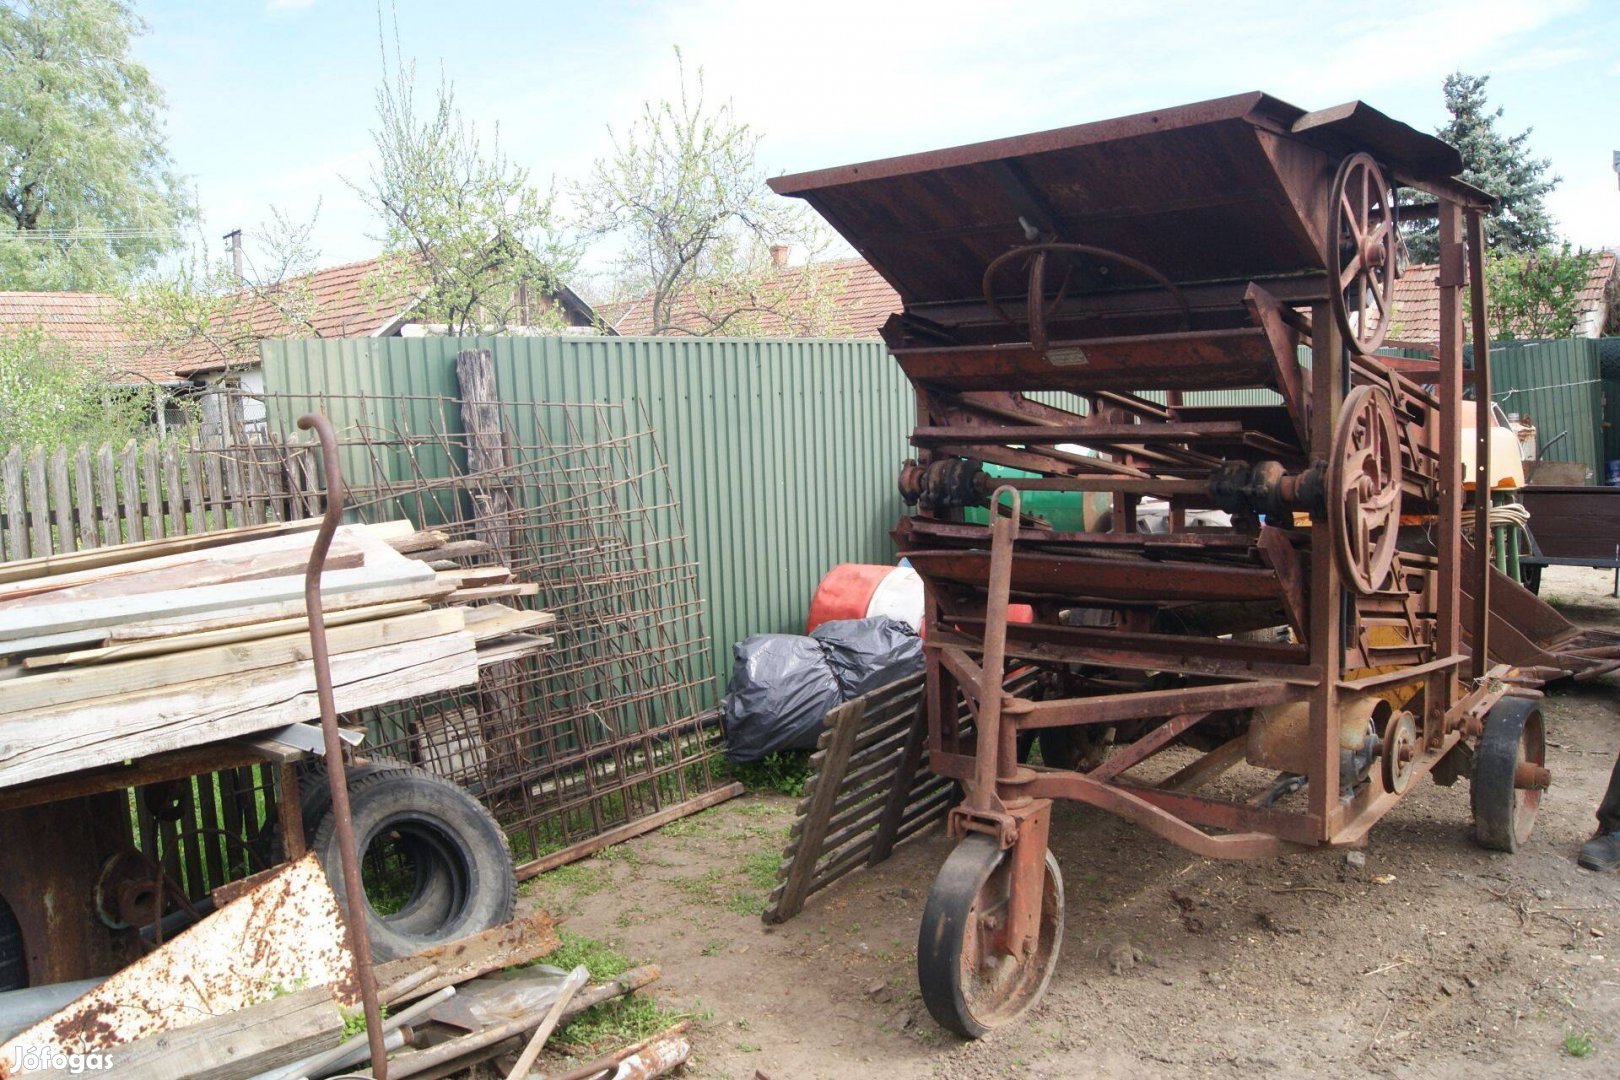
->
(770, 244, 789, 270)
(224, 229, 244, 283)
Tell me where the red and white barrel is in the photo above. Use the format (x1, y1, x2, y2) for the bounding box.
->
(806, 564, 924, 633)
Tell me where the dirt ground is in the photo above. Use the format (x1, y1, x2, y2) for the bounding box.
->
(527, 565, 1620, 1079)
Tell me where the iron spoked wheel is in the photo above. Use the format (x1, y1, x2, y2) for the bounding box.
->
(1329, 152, 1398, 355)
(1329, 385, 1402, 594)
(1472, 698, 1547, 853)
(917, 834, 1064, 1039)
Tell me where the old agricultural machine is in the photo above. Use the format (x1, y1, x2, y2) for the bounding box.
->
(770, 93, 1589, 1037)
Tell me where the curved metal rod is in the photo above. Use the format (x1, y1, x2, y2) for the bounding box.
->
(296, 412, 389, 1080)
(981, 242, 1194, 346)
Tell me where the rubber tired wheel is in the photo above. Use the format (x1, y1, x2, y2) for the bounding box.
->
(917, 834, 1064, 1039)
(1472, 697, 1546, 853)
(311, 768, 515, 961)
(287, 759, 454, 937)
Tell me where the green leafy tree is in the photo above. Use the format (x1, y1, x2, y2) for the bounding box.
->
(0, 0, 193, 290)
(1405, 72, 1559, 263)
(577, 49, 839, 336)
(119, 207, 327, 372)
(1483, 244, 1601, 340)
(0, 327, 153, 448)
(353, 24, 576, 335)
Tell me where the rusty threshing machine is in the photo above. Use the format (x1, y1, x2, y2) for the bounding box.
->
(771, 93, 1580, 1036)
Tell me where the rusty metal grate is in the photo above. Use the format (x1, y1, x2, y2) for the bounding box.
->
(206, 388, 727, 870)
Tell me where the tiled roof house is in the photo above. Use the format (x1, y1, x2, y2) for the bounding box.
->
(1389, 250, 1617, 347)
(603, 256, 901, 338)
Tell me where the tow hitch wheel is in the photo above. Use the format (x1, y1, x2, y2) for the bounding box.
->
(1472, 697, 1547, 853)
(917, 833, 1064, 1038)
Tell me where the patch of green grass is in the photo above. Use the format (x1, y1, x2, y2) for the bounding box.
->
(545, 931, 632, 981)
(742, 849, 779, 891)
(1563, 1030, 1595, 1058)
(339, 1003, 386, 1040)
(555, 994, 690, 1054)
(724, 890, 763, 917)
(659, 815, 708, 839)
(539, 863, 612, 896)
(701, 938, 729, 957)
(723, 752, 812, 797)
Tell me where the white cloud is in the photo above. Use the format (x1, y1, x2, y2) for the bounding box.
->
(267, 0, 315, 11)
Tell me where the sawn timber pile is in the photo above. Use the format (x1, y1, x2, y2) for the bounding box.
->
(0, 519, 553, 788)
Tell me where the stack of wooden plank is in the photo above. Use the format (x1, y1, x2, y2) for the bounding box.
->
(0, 519, 553, 789)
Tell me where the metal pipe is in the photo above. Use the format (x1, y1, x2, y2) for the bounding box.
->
(1466, 210, 1492, 680)
(977, 485, 1020, 797)
(296, 412, 389, 1080)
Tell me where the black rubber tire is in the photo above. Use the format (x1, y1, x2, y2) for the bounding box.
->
(0, 892, 27, 991)
(1472, 697, 1546, 853)
(310, 768, 515, 962)
(282, 759, 454, 936)
(1523, 565, 1543, 595)
(917, 834, 1064, 1039)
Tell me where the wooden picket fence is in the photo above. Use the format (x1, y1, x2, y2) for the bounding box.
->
(0, 436, 319, 563)
(1, 433, 321, 900)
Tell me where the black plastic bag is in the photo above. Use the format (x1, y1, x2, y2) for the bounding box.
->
(721, 634, 844, 763)
(810, 616, 924, 700)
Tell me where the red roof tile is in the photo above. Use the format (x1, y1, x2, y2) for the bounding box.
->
(603, 257, 900, 338)
(0, 291, 181, 384)
(1390, 250, 1617, 345)
(174, 257, 421, 375)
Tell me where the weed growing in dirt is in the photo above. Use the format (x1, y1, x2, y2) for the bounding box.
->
(724, 752, 812, 796)
(546, 931, 632, 980)
(724, 890, 762, 917)
(701, 938, 729, 956)
(541, 863, 611, 896)
(556, 994, 690, 1054)
(742, 849, 779, 890)
(1563, 1030, 1595, 1058)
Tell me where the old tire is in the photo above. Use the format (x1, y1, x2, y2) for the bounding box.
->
(285, 759, 455, 937)
(311, 768, 515, 961)
(0, 893, 26, 991)
(917, 834, 1064, 1039)
(1472, 697, 1546, 853)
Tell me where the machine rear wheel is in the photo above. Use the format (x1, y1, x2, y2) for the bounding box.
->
(1472, 697, 1546, 852)
(917, 834, 1064, 1038)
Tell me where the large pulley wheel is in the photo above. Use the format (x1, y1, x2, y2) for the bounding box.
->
(917, 834, 1064, 1039)
(1329, 152, 1398, 355)
(1380, 709, 1419, 796)
(1472, 697, 1547, 853)
(1329, 385, 1403, 593)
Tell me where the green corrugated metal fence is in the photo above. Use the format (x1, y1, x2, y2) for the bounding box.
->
(260, 336, 913, 699)
(1486, 338, 1607, 481)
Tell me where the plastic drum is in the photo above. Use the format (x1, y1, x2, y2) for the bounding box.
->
(807, 564, 924, 633)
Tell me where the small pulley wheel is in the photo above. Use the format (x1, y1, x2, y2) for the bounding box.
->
(1380, 709, 1419, 795)
(917, 834, 1064, 1038)
(1329, 152, 1398, 355)
(1329, 385, 1402, 594)
(1472, 697, 1547, 853)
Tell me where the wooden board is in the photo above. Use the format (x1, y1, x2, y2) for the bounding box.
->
(0, 631, 480, 788)
(0, 560, 439, 650)
(0, 608, 466, 715)
(99, 912, 560, 1080)
(18, 600, 433, 669)
(761, 671, 1038, 924)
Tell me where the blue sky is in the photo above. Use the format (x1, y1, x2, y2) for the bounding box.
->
(133, 0, 1620, 290)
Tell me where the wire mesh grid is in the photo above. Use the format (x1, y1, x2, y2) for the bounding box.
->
(213, 388, 726, 863)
